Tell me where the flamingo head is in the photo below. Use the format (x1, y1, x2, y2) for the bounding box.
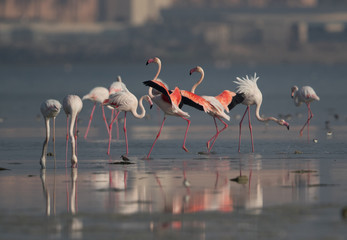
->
(291, 85, 298, 98)
(146, 57, 160, 65)
(278, 119, 290, 130)
(189, 66, 203, 75)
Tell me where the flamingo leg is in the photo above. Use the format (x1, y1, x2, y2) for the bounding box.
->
(65, 115, 69, 168)
(53, 117, 56, 169)
(107, 111, 120, 155)
(115, 110, 120, 140)
(206, 117, 219, 150)
(101, 105, 110, 135)
(208, 117, 228, 153)
(238, 107, 248, 153)
(247, 106, 254, 152)
(181, 116, 191, 152)
(123, 112, 128, 156)
(84, 102, 96, 139)
(300, 103, 313, 140)
(75, 116, 78, 160)
(147, 116, 167, 159)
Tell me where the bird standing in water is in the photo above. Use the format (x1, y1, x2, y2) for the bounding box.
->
(145, 57, 214, 158)
(232, 73, 289, 152)
(189, 66, 239, 153)
(63, 95, 83, 168)
(108, 76, 129, 140)
(40, 99, 62, 169)
(82, 86, 110, 139)
(103, 90, 153, 157)
(291, 85, 320, 140)
(143, 79, 190, 159)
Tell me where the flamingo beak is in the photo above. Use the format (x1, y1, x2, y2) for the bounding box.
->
(189, 68, 196, 75)
(285, 122, 290, 130)
(102, 99, 109, 106)
(291, 91, 294, 98)
(146, 59, 154, 65)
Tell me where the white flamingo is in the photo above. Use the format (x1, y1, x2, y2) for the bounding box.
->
(82, 87, 110, 139)
(232, 73, 290, 152)
(103, 90, 153, 157)
(40, 99, 62, 169)
(63, 95, 83, 168)
(108, 76, 129, 140)
(291, 85, 320, 139)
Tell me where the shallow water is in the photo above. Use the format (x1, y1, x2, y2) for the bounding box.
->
(0, 63, 347, 239)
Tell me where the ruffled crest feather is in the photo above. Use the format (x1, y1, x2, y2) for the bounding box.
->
(234, 73, 259, 95)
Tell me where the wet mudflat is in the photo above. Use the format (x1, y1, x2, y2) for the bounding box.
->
(0, 125, 347, 240)
(0, 63, 347, 239)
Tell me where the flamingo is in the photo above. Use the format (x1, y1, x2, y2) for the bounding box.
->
(82, 87, 110, 139)
(143, 80, 190, 159)
(291, 85, 320, 140)
(145, 57, 216, 158)
(189, 66, 240, 153)
(40, 99, 62, 169)
(63, 95, 83, 168)
(108, 76, 129, 140)
(103, 90, 153, 157)
(232, 73, 290, 152)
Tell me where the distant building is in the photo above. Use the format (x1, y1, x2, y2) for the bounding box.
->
(0, 0, 173, 26)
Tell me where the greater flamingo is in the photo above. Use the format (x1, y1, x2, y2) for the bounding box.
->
(143, 80, 190, 159)
(108, 76, 129, 140)
(145, 57, 215, 158)
(63, 95, 83, 168)
(291, 85, 320, 140)
(82, 86, 110, 139)
(189, 66, 239, 152)
(232, 73, 289, 152)
(103, 91, 153, 157)
(40, 99, 62, 169)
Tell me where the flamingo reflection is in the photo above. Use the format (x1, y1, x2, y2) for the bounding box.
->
(40, 169, 55, 216)
(40, 169, 83, 238)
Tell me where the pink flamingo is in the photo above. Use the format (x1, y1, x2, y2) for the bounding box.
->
(291, 85, 320, 140)
(232, 73, 290, 152)
(103, 90, 152, 157)
(144, 80, 190, 159)
(145, 57, 215, 158)
(63, 95, 83, 168)
(189, 66, 239, 152)
(40, 99, 62, 169)
(82, 86, 110, 139)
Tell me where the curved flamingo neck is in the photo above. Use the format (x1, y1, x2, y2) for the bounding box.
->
(131, 95, 147, 119)
(154, 60, 161, 80)
(191, 68, 204, 94)
(148, 60, 162, 98)
(148, 87, 155, 98)
(255, 102, 280, 124)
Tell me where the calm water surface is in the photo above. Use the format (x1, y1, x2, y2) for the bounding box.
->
(0, 63, 346, 239)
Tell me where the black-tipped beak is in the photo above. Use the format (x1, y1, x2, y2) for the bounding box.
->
(150, 104, 153, 109)
(146, 61, 149, 65)
(287, 125, 290, 130)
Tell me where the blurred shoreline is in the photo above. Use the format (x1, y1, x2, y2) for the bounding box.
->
(1, 19, 347, 65)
